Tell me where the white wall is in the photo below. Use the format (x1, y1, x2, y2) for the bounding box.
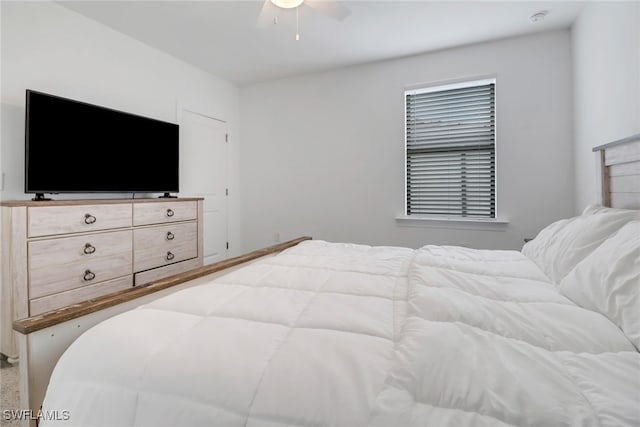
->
(240, 30, 574, 251)
(572, 2, 640, 213)
(0, 1, 243, 255)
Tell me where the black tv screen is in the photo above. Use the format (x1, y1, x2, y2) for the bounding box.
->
(25, 90, 179, 195)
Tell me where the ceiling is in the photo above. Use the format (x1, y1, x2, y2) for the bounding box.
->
(58, 1, 586, 86)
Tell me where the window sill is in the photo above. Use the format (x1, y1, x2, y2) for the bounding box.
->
(395, 215, 509, 230)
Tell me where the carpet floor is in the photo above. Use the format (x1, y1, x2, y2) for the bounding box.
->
(0, 358, 20, 427)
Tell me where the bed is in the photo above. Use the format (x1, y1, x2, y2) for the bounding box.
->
(29, 135, 640, 426)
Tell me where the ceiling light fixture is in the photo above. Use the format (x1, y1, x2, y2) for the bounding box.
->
(529, 10, 549, 23)
(258, 0, 351, 41)
(269, 0, 304, 40)
(270, 0, 304, 9)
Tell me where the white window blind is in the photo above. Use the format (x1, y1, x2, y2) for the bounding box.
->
(405, 79, 496, 218)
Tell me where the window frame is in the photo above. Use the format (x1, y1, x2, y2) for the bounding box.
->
(403, 77, 499, 222)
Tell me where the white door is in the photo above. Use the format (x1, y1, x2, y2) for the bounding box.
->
(180, 109, 227, 264)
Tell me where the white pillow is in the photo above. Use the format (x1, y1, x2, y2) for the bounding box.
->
(522, 206, 640, 283)
(559, 221, 640, 350)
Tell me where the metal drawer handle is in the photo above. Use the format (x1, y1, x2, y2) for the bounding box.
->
(166, 209, 175, 217)
(84, 214, 97, 224)
(83, 243, 96, 254)
(166, 231, 175, 241)
(83, 270, 96, 281)
(166, 251, 175, 261)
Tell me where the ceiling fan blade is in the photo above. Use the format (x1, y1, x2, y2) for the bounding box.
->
(256, 0, 280, 28)
(305, 0, 351, 21)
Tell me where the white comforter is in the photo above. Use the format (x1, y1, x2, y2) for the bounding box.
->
(41, 240, 640, 426)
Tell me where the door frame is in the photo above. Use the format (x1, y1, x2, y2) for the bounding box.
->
(176, 103, 229, 262)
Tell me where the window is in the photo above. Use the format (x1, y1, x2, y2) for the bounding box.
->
(405, 78, 496, 219)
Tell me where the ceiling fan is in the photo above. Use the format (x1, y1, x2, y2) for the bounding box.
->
(256, 0, 351, 40)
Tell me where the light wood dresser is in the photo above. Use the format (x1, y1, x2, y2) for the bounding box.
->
(0, 198, 204, 360)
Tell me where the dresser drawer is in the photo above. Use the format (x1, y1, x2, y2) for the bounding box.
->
(133, 201, 197, 226)
(134, 222, 198, 272)
(134, 258, 202, 286)
(29, 253, 133, 299)
(29, 275, 133, 316)
(29, 230, 132, 270)
(28, 204, 132, 237)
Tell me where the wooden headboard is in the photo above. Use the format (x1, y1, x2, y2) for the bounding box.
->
(593, 133, 640, 210)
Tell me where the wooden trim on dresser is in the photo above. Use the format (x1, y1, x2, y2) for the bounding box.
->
(197, 199, 205, 261)
(0, 206, 28, 359)
(9, 207, 29, 321)
(13, 236, 312, 335)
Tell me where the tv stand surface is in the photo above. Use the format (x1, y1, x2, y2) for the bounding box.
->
(1, 197, 202, 208)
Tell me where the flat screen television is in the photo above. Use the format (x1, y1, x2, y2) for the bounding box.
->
(25, 89, 179, 199)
